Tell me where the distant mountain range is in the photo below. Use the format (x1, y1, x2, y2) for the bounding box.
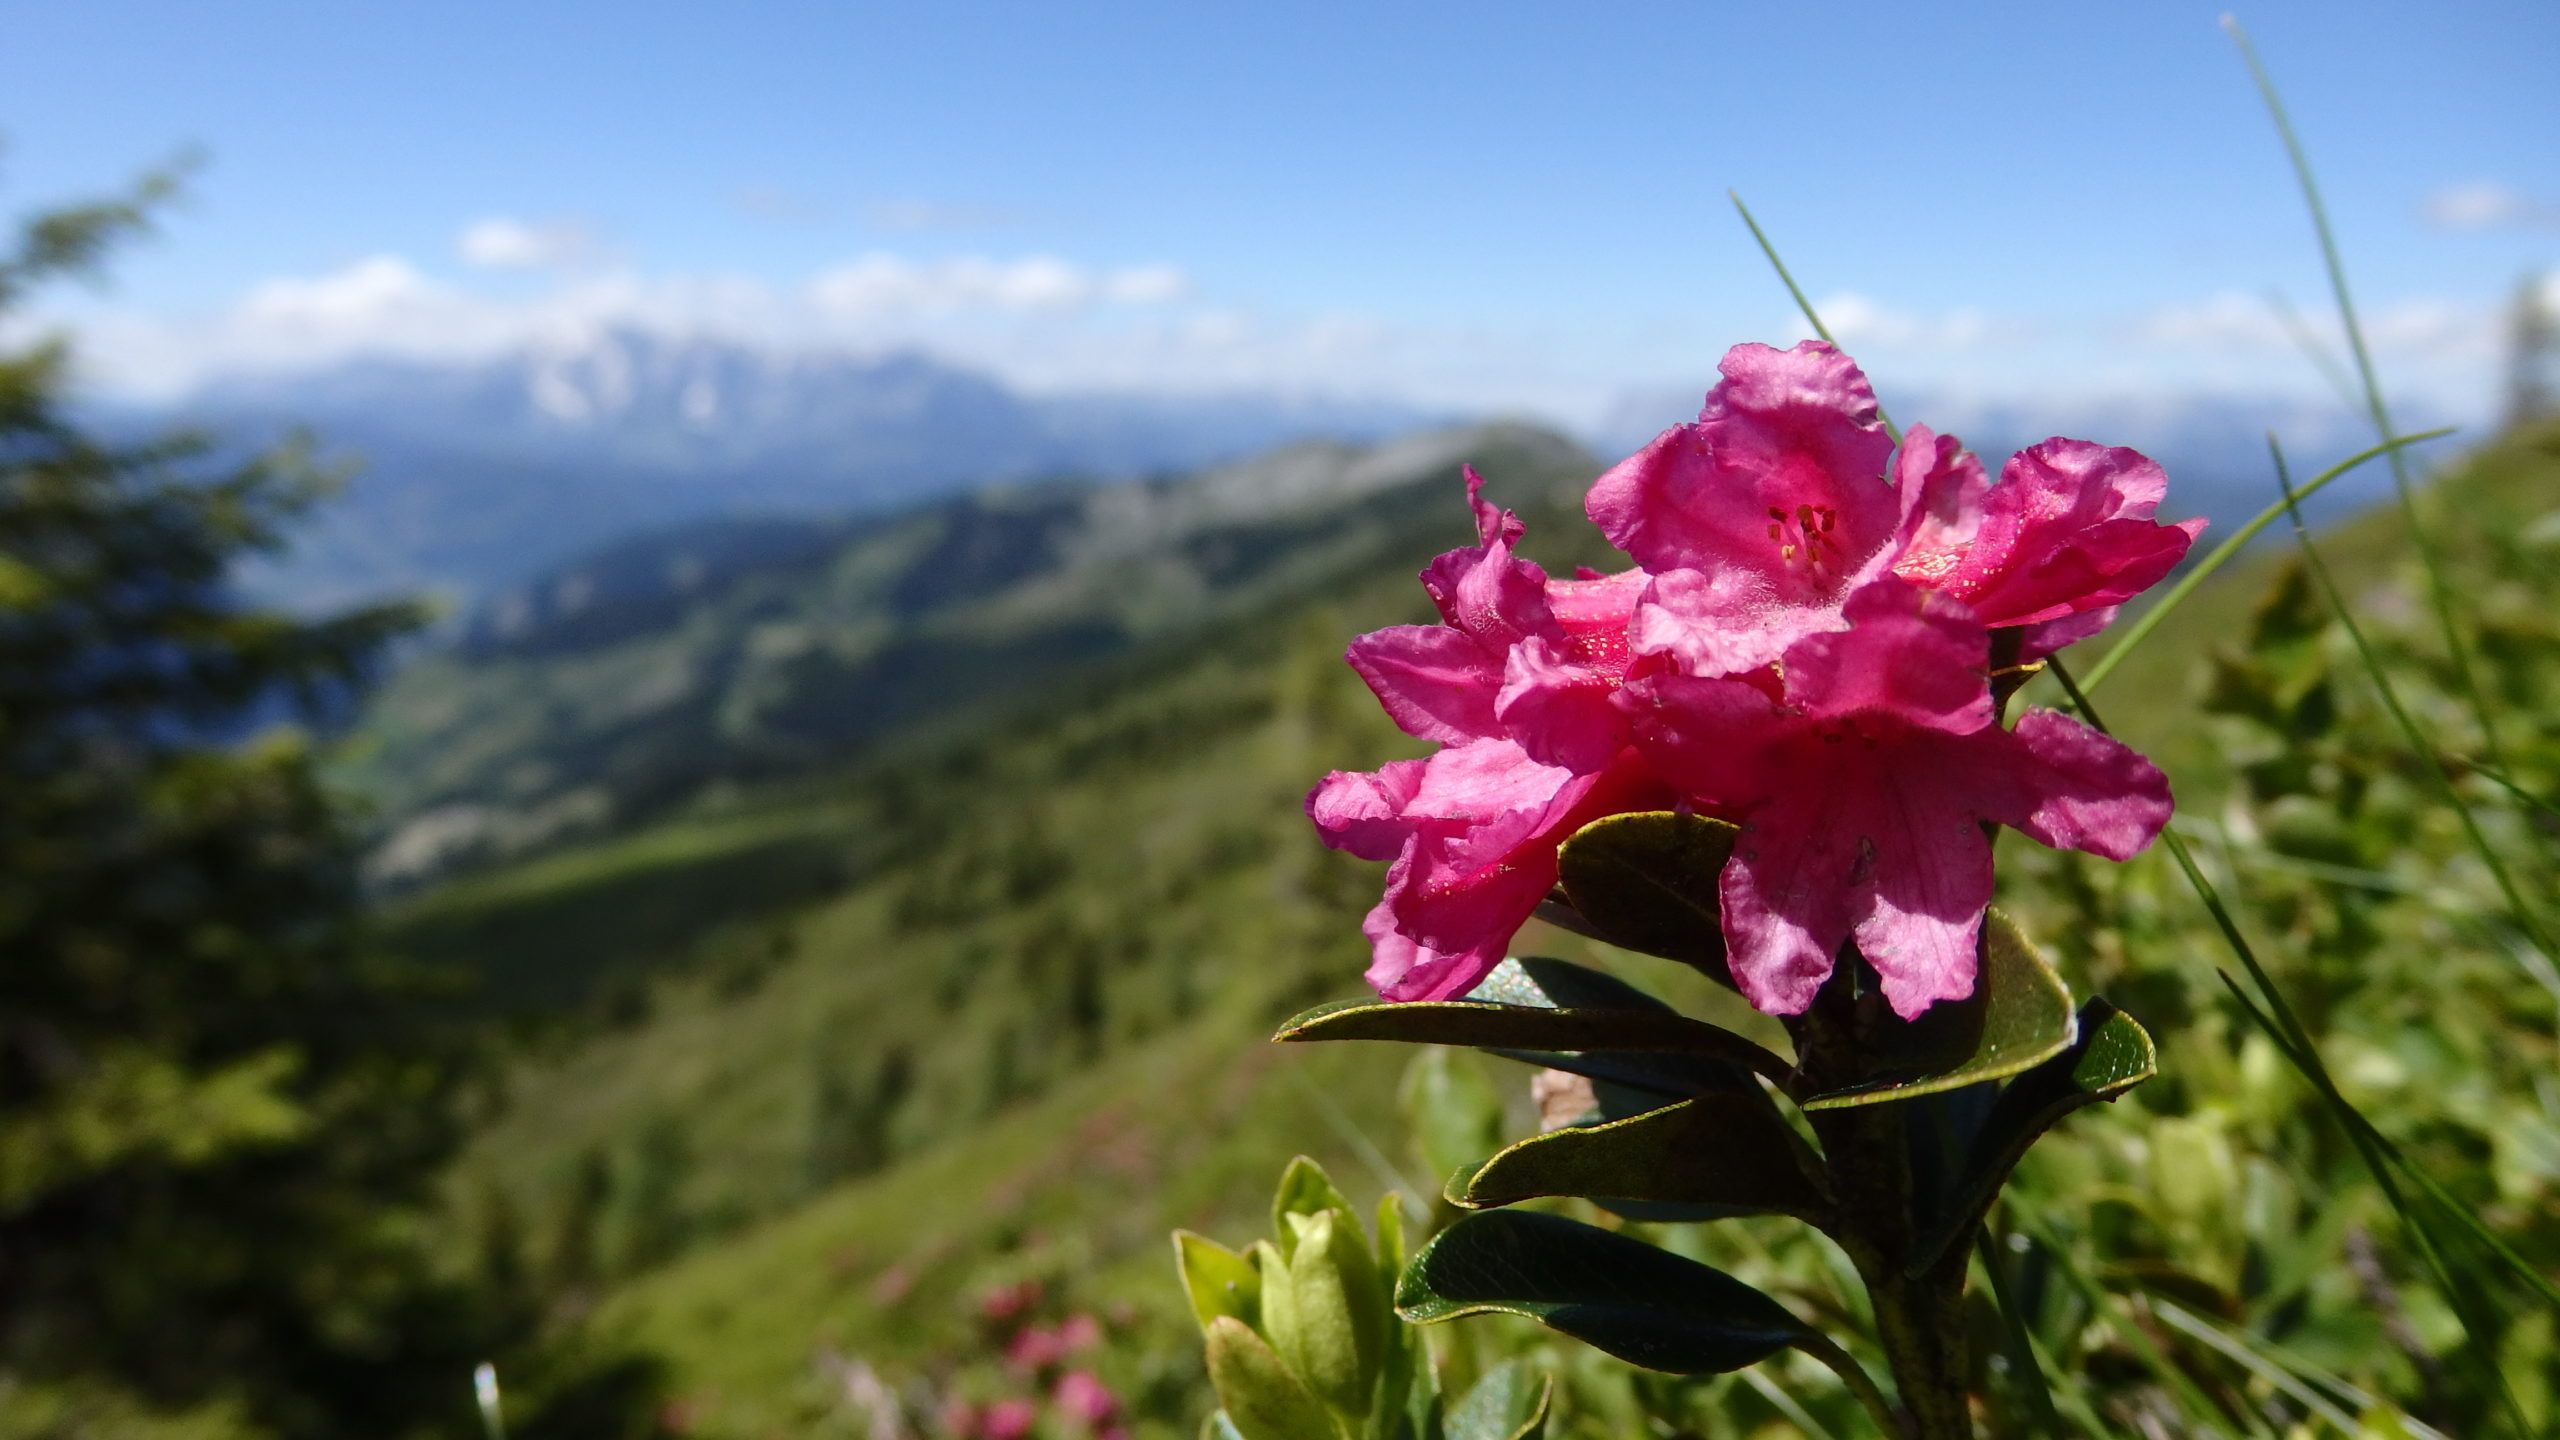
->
(122, 329, 2469, 616)
(138, 330, 1437, 609)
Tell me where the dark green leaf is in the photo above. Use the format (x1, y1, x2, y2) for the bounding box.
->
(1554, 812, 1740, 986)
(1454, 1095, 1830, 1222)
(1275, 1000, 1789, 1086)
(1463, 956, 1672, 1013)
(1443, 1361, 1551, 1440)
(1797, 909, 2075, 1111)
(1905, 1002, 2153, 1273)
(1396, 1210, 1806, 1374)
(1464, 957, 1784, 1099)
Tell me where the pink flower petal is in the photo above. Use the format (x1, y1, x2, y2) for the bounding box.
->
(1848, 740, 1997, 1018)
(2017, 605, 2117, 660)
(1889, 424, 1989, 580)
(1362, 900, 1512, 1002)
(1906, 438, 2202, 628)
(1345, 624, 1506, 743)
(1305, 758, 1430, 862)
(1460, 462, 1524, 548)
(1586, 341, 1898, 617)
(1626, 566, 1826, 678)
(1985, 709, 2175, 861)
(1496, 635, 1625, 772)
(1419, 532, 1552, 649)
(1716, 776, 1868, 1016)
(1779, 578, 1992, 733)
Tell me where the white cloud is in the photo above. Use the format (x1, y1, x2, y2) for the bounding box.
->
(861, 198, 1052, 233)
(2130, 289, 2493, 367)
(457, 216, 600, 270)
(808, 254, 1187, 315)
(1791, 292, 2011, 350)
(2420, 181, 2558, 232)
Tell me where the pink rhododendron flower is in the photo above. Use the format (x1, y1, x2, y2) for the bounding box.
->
(1889, 427, 2204, 654)
(1619, 578, 2173, 1018)
(1055, 1313, 1102, 1352)
(1346, 467, 1648, 770)
(1004, 1324, 1065, 1375)
(1313, 470, 1666, 1001)
(1052, 1371, 1120, 1428)
(1588, 342, 2201, 675)
(982, 1400, 1038, 1440)
(1311, 743, 1671, 1001)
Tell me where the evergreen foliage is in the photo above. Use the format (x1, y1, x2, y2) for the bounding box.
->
(0, 178, 651, 1440)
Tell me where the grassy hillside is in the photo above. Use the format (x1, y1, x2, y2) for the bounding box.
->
(348, 424, 1590, 890)
(403, 422, 2560, 1438)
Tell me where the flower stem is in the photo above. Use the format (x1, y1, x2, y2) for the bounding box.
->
(1803, 1089, 1977, 1439)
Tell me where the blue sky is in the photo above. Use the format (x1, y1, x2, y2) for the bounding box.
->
(4, 0, 2554, 425)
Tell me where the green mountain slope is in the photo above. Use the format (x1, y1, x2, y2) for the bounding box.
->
(350, 423, 1593, 889)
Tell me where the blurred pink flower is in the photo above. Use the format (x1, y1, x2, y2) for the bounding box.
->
(1004, 1324, 1065, 1375)
(982, 1399, 1038, 1440)
(1052, 1371, 1120, 1428)
(978, 1280, 1043, 1326)
(940, 1400, 981, 1440)
(1620, 579, 2172, 1018)
(1055, 1313, 1102, 1353)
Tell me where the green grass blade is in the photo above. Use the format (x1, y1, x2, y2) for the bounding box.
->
(2149, 1299, 2365, 1435)
(2224, 14, 2506, 769)
(2269, 437, 2557, 961)
(2051, 654, 2534, 1435)
(2210, 972, 2540, 1436)
(2465, 762, 2560, 821)
(2015, 1214, 2259, 1437)
(2265, 288, 2366, 412)
(2071, 428, 2451, 696)
(1726, 191, 1901, 447)
(1975, 1229, 2066, 1440)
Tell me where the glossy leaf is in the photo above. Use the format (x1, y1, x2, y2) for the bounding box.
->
(1554, 811, 1740, 986)
(1272, 1156, 1355, 1249)
(1276, 999, 1789, 1085)
(1907, 1000, 2157, 1273)
(1453, 1094, 1830, 1222)
(1465, 956, 1673, 1012)
(1175, 1230, 1263, 1331)
(1797, 909, 2076, 1111)
(1396, 1209, 1806, 1374)
(1206, 1316, 1343, 1440)
(1444, 1361, 1552, 1440)
(1467, 957, 1782, 1099)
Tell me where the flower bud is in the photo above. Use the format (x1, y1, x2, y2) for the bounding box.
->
(1258, 1209, 1385, 1420)
(1205, 1315, 1340, 1440)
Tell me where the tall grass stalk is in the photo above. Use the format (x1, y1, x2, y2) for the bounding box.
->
(2268, 436, 2557, 959)
(2070, 428, 2449, 696)
(2222, 14, 2506, 770)
(1972, 1229, 2064, 1439)
(2046, 655, 2534, 1437)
